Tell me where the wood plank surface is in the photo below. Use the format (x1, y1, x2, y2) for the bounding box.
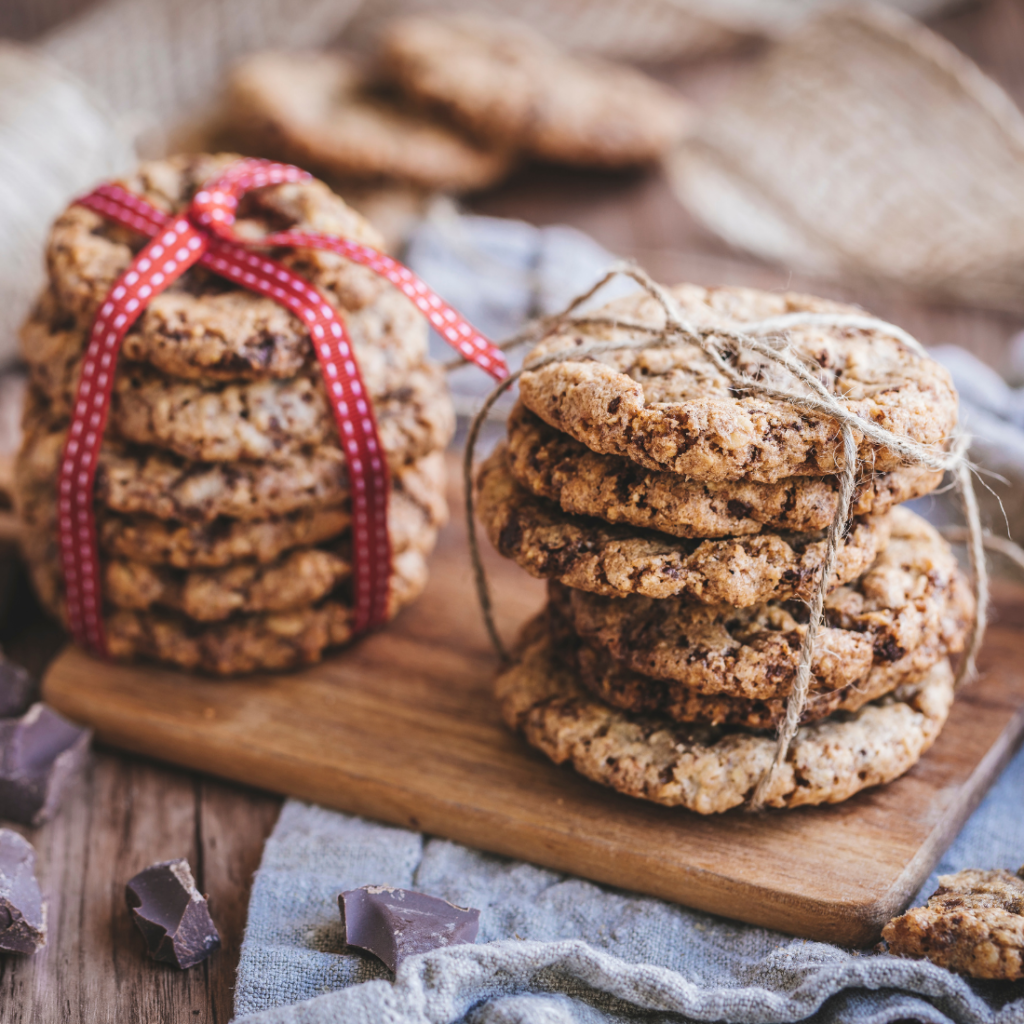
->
(0, 566, 282, 1024)
(41, 462, 1024, 948)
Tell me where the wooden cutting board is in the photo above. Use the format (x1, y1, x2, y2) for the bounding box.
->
(42, 466, 1024, 947)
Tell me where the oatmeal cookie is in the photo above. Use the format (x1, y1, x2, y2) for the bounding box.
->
(496, 616, 954, 813)
(23, 282, 429, 413)
(560, 507, 973, 699)
(45, 153, 420, 381)
(19, 452, 447, 573)
(21, 314, 451, 460)
(518, 285, 958, 483)
(575, 642, 919, 730)
(380, 14, 692, 168)
(882, 867, 1024, 981)
(101, 545, 431, 675)
(103, 362, 450, 463)
(224, 51, 510, 192)
(23, 513, 436, 623)
(18, 389, 451, 522)
(507, 402, 943, 538)
(476, 447, 891, 605)
(98, 456, 444, 569)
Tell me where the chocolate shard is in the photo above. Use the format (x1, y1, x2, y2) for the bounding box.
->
(0, 828, 46, 954)
(0, 658, 35, 718)
(339, 885, 480, 972)
(0, 703, 91, 826)
(126, 859, 221, 969)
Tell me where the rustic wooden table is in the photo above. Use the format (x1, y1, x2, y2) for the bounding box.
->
(2, 2, 1023, 1020)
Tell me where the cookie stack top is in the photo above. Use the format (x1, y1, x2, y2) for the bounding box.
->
(481, 282, 973, 813)
(16, 154, 455, 675)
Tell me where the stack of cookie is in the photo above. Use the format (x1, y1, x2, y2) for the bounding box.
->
(14, 153, 454, 675)
(479, 284, 973, 813)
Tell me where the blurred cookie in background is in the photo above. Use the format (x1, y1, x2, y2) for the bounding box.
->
(220, 50, 512, 195)
(379, 13, 694, 169)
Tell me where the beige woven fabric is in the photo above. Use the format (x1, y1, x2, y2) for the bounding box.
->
(0, 43, 131, 368)
(40, 0, 366, 125)
(668, 3, 1024, 314)
(344, 0, 961, 63)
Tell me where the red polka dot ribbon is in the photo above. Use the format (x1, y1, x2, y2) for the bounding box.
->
(62, 158, 507, 657)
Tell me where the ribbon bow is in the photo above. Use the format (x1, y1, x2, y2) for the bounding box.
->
(60, 158, 507, 656)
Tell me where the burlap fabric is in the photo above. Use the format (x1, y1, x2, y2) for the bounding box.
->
(669, 4, 1024, 314)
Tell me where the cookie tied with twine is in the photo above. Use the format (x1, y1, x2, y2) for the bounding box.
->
(462, 263, 989, 811)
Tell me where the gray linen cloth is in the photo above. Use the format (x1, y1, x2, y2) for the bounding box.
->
(233, 215, 1024, 1024)
(233, 745, 1024, 1024)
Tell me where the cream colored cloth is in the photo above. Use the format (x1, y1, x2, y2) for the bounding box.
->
(669, 3, 1024, 314)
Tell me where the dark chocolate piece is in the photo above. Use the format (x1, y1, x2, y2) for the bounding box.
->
(0, 703, 91, 826)
(0, 658, 34, 718)
(126, 859, 221, 969)
(0, 828, 46, 954)
(339, 885, 480, 972)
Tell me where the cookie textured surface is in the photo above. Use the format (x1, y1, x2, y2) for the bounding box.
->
(103, 545, 431, 675)
(882, 867, 1024, 981)
(23, 283, 429, 419)
(18, 390, 451, 522)
(496, 617, 953, 814)
(224, 51, 510, 192)
(477, 448, 890, 605)
(25, 519, 436, 625)
(20, 449, 446, 570)
(575, 644, 898, 730)
(381, 14, 691, 168)
(518, 285, 958, 483)
(560, 507, 972, 700)
(44, 153, 405, 381)
(507, 402, 943, 538)
(22, 454, 445, 622)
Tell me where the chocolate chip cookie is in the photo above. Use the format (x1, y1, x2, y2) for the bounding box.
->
(224, 51, 511, 192)
(23, 281, 430, 414)
(477, 447, 891, 605)
(883, 867, 1024, 981)
(107, 362, 451, 463)
(45, 153, 401, 380)
(20, 451, 446, 568)
(496, 615, 954, 813)
(102, 544, 432, 675)
(18, 388, 451, 522)
(518, 284, 958, 483)
(380, 14, 692, 168)
(558, 507, 972, 700)
(24, 515, 437, 624)
(507, 402, 943, 538)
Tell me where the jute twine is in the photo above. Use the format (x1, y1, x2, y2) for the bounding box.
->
(457, 262, 991, 811)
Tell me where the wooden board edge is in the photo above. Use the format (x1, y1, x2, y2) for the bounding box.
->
(858, 696, 1024, 937)
(40, 646, 978, 948)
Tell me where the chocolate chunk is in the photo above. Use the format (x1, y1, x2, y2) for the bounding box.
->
(0, 828, 46, 954)
(0, 659, 34, 718)
(126, 859, 221, 969)
(0, 704, 91, 826)
(339, 885, 480, 972)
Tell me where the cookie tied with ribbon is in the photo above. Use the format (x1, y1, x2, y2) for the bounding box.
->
(50, 156, 506, 659)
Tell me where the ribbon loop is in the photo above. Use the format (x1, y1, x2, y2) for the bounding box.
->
(62, 158, 507, 657)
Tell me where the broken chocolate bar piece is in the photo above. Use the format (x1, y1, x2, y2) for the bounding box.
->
(339, 885, 480, 972)
(0, 658, 34, 718)
(0, 703, 91, 826)
(126, 859, 221, 969)
(0, 828, 46, 954)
